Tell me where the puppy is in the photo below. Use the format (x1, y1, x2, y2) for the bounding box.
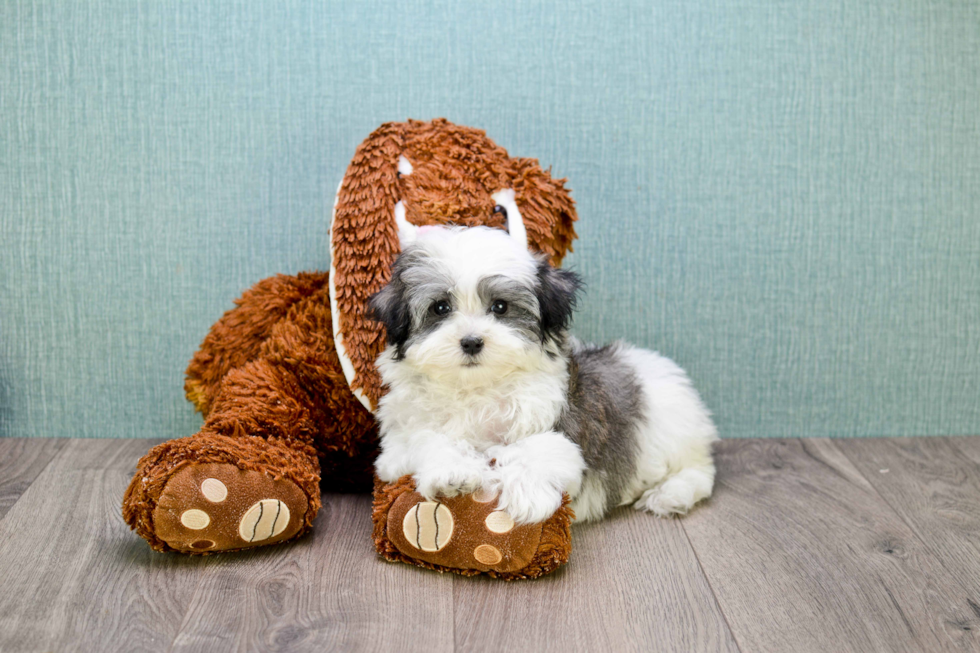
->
(368, 226, 717, 524)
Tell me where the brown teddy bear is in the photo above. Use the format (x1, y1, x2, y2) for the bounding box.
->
(122, 118, 578, 576)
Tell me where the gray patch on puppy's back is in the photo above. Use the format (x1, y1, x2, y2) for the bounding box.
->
(555, 342, 643, 514)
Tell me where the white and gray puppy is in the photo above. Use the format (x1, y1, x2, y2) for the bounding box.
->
(368, 226, 717, 524)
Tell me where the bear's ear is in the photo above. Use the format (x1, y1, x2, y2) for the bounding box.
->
(331, 121, 415, 409)
(511, 158, 578, 267)
(535, 259, 583, 343)
(367, 273, 411, 360)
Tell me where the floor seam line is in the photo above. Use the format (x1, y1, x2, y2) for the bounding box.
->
(0, 438, 72, 525)
(830, 439, 944, 554)
(679, 519, 746, 653)
(942, 436, 980, 470)
(164, 545, 220, 653)
(829, 438, 980, 604)
(451, 572, 458, 653)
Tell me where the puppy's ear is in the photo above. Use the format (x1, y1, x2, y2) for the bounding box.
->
(535, 260, 582, 342)
(367, 275, 411, 359)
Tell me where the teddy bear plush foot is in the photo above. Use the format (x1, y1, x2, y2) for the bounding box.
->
(150, 462, 309, 553)
(372, 476, 574, 580)
(123, 432, 322, 553)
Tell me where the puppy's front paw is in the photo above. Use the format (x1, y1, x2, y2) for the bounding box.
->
(375, 449, 410, 484)
(414, 455, 488, 500)
(484, 437, 581, 525)
(488, 471, 564, 525)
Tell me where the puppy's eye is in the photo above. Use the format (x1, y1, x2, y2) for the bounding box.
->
(430, 300, 452, 316)
(489, 300, 508, 316)
(493, 205, 508, 220)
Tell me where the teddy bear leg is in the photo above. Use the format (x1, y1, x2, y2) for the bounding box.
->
(124, 357, 332, 554)
(185, 272, 377, 494)
(124, 275, 381, 553)
(245, 280, 380, 492)
(123, 430, 321, 553)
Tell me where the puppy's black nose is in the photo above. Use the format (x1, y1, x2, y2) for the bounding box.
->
(460, 336, 484, 356)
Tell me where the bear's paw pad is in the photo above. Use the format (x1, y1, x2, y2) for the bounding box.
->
(387, 491, 543, 573)
(152, 464, 307, 553)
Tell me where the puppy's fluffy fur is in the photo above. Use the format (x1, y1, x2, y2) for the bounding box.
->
(369, 226, 717, 524)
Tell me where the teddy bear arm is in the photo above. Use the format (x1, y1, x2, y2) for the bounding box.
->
(123, 297, 375, 553)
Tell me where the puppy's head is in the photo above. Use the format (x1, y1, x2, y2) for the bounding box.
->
(368, 226, 581, 387)
(331, 118, 578, 410)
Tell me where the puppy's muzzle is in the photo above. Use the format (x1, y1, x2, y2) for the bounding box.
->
(460, 336, 484, 356)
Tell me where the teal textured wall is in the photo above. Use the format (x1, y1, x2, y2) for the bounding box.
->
(2, 1, 978, 439)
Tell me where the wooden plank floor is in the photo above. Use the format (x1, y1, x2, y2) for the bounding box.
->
(1, 438, 979, 652)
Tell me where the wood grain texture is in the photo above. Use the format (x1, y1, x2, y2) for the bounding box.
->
(0, 438, 210, 653)
(0, 437, 67, 520)
(453, 508, 740, 653)
(681, 439, 980, 653)
(949, 437, 980, 468)
(170, 493, 454, 653)
(836, 437, 980, 601)
(4, 437, 980, 652)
